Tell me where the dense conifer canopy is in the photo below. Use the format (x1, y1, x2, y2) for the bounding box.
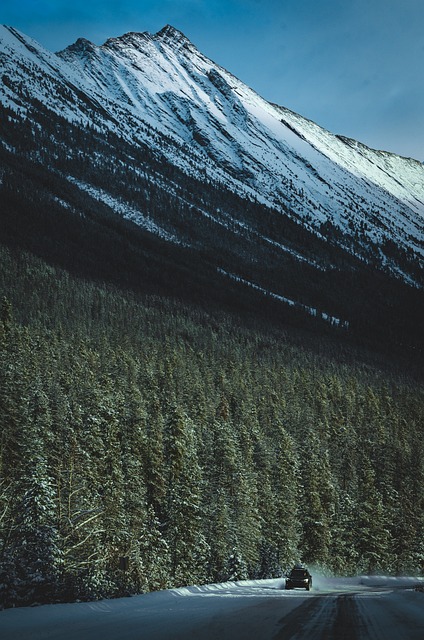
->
(0, 246, 423, 607)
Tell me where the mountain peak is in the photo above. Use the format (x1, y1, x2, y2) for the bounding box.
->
(61, 25, 194, 60)
(59, 37, 97, 57)
(102, 31, 153, 50)
(155, 24, 192, 48)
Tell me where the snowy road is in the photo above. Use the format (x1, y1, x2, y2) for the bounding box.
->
(1, 576, 424, 639)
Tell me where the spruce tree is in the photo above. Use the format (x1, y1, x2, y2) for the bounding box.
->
(163, 407, 208, 585)
(356, 466, 390, 573)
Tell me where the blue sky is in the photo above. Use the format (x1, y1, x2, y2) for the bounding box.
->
(2, 0, 424, 161)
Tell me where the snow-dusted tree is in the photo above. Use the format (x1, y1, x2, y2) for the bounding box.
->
(163, 406, 209, 586)
(299, 428, 335, 567)
(135, 505, 171, 592)
(204, 487, 232, 581)
(255, 540, 283, 579)
(224, 547, 249, 581)
(206, 413, 240, 575)
(18, 381, 61, 599)
(230, 468, 261, 574)
(145, 397, 166, 520)
(356, 465, 390, 574)
(270, 425, 300, 570)
(7, 456, 61, 605)
(0, 478, 16, 608)
(330, 491, 359, 575)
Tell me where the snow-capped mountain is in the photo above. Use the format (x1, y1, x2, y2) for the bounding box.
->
(1, 24, 423, 277)
(1, 23, 424, 349)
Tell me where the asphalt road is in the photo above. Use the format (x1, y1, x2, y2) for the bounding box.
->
(271, 588, 424, 640)
(178, 584, 424, 640)
(1, 577, 424, 639)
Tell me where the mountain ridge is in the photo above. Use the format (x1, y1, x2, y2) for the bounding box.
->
(29, 27, 424, 260)
(1, 23, 424, 356)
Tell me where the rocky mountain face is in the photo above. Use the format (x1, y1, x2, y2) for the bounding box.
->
(1, 24, 423, 352)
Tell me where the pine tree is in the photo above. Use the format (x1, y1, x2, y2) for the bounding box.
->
(136, 505, 170, 592)
(356, 466, 390, 573)
(145, 397, 166, 520)
(0, 323, 62, 605)
(1, 374, 62, 605)
(163, 407, 209, 585)
(224, 548, 249, 581)
(270, 425, 300, 570)
(330, 491, 359, 575)
(204, 487, 231, 581)
(299, 428, 335, 567)
(0, 296, 12, 336)
(7, 457, 61, 605)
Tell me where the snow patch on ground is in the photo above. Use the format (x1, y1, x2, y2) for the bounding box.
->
(218, 268, 349, 329)
(67, 177, 183, 244)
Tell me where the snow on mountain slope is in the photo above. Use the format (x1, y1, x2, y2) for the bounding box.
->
(1, 24, 423, 279)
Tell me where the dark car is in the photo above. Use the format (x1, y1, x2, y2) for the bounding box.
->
(285, 566, 312, 591)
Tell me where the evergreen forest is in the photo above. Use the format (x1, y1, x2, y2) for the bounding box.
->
(0, 244, 423, 608)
